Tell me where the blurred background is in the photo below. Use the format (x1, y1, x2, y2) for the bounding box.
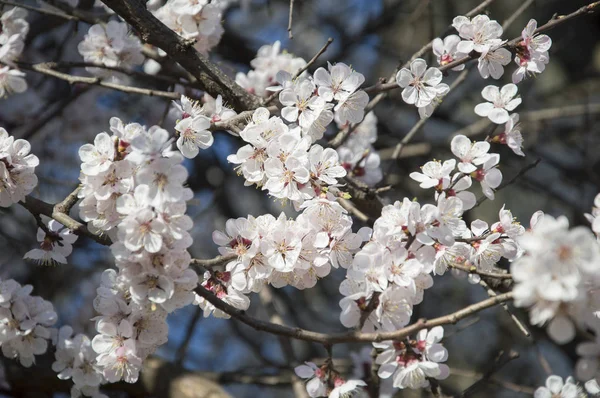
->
(1, 0, 600, 396)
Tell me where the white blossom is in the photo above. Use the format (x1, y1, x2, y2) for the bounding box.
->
(474, 84, 521, 124)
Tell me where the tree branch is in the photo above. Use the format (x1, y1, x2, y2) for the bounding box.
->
(19, 196, 112, 246)
(17, 62, 181, 99)
(100, 0, 261, 112)
(194, 283, 513, 344)
(364, 2, 600, 95)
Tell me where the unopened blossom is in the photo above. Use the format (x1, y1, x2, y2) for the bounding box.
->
(175, 115, 213, 158)
(474, 84, 521, 124)
(432, 35, 466, 71)
(396, 58, 446, 108)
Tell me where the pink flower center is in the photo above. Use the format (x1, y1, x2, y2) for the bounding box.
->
(441, 54, 453, 65)
(471, 169, 486, 182)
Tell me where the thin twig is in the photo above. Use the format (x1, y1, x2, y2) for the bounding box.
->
(479, 279, 530, 337)
(263, 38, 334, 106)
(44, 61, 196, 87)
(288, 0, 295, 39)
(388, 68, 470, 162)
(453, 102, 600, 139)
(448, 263, 513, 280)
(0, 0, 106, 23)
(20, 196, 112, 246)
(18, 87, 89, 141)
(174, 306, 202, 365)
(338, 198, 372, 224)
(54, 185, 82, 215)
(459, 350, 520, 398)
(473, 158, 541, 208)
(18, 62, 181, 99)
(451, 368, 536, 394)
(191, 254, 237, 268)
(502, 0, 536, 30)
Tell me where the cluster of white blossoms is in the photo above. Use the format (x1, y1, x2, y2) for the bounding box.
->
(204, 197, 370, 316)
(227, 107, 348, 206)
(1, 2, 597, 396)
(402, 16, 551, 120)
(0, 127, 39, 207)
(272, 61, 370, 133)
(535, 375, 600, 398)
(511, 213, 600, 344)
(452, 14, 509, 80)
(513, 19, 552, 84)
(74, 118, 200, 388)
(336, 112, 383, 186)
(0, 278, 57, 367)
(452, 15, 552, 84)
(375, 327, 449, 390)
(153, 0, 226, 56)
(53, 326, 107, 398)
(23, 218, 78, 265)
(0, 7, 28, 97)
(236, 41, 307, 98)
(77, 21, 144, 82)
(172, 94, 236, 158)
